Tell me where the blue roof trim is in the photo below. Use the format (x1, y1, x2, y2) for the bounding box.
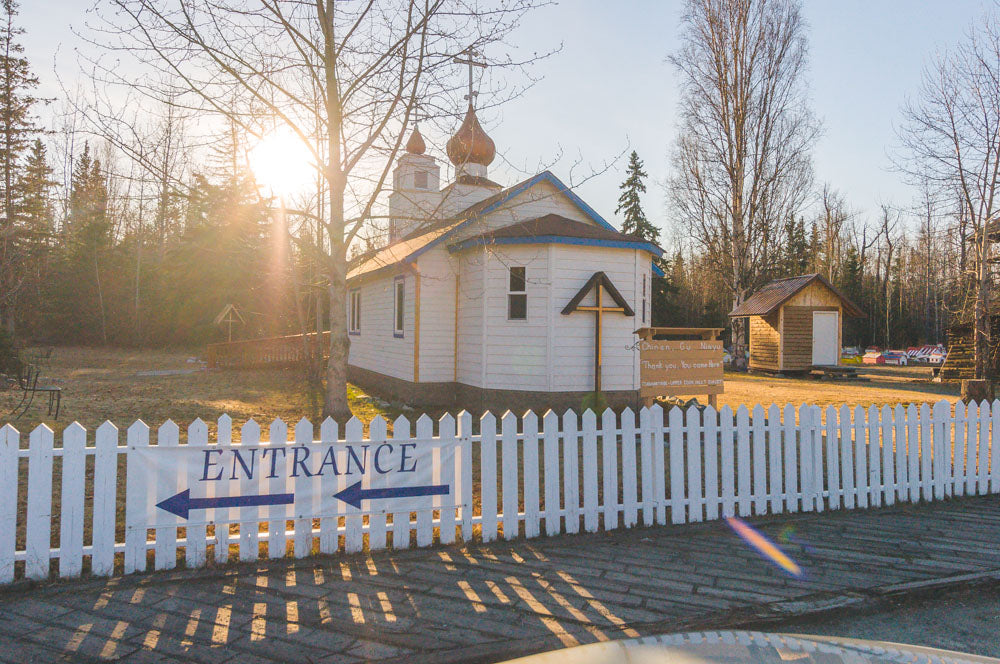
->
(404, 170, 620, 264)
(652, 262, 665, 277)
(448, 234, 664, 257)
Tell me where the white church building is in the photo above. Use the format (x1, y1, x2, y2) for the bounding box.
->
(346, 105, 663, 413)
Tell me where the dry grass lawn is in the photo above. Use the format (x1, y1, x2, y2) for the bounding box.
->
(0, 347, 962, 438)
(718, 367, 960, 412)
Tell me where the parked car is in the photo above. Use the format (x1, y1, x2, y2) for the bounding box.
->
(862, 349, 885, 365)
(840, 346, 861, 364)
(882, 350, 908, 366)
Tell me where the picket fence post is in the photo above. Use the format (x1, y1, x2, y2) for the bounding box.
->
(766, 404, 781, 514)
(59, 423, 86, 578)
(735, 405, 751, 516)
(0, 424, 16, 583)
(214, 414, 233, 564)
(581, 409, 599, 532)
(480, 412, 498, 542)
(390, 415, 411, 549)
(543, 411, 560, 536)
(523, 411, 540, 539)
(124, 420, 150, 573)
(25, 424, 54, 581)
(186, 418, 209, 568)
(458, 411, 474, 540)
(601, 408, 619, 530)
(686, 406, 702, 523)
(438, 413, 458, 546)
(669, 406, 685, 524)
(367, 416, 388, 551)
(562, 409, 581, 534)
(294, 417, 315, 557)
(415, 415, 435, 548)
(621, 408, 639, 527)
(719, 405, 735, 518)
(703, 405, 719, 521)
(500, 411, 519, 541)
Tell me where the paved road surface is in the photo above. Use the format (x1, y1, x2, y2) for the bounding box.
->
(1, 496, 1000, 663)
(779, 581, 1000, 659)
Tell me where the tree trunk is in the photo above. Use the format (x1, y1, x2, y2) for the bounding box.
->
(975, 233, 991, 379)
(325, 245, 351, 421)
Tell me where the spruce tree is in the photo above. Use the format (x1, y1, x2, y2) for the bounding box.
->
(615, 151, 660, 243)
(0, 0, 40, 334)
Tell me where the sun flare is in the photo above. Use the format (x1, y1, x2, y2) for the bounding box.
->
(247, 128, 316, 197)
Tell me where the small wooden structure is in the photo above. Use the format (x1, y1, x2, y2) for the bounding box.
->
(941, 317, 1000, 381)
(635, 327, 724, 408)
(729, 274, 864, 373)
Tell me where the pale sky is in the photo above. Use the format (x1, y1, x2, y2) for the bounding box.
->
(20, 0, 991, 245)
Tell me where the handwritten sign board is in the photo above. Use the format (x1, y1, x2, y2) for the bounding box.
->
(638, 338, 724, 399)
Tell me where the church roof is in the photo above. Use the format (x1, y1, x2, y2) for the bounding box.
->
(347, 170, 664, 283)
(447, 214, 663, 256)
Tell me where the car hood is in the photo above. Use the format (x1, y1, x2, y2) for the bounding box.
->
(498, 631, 999, 664)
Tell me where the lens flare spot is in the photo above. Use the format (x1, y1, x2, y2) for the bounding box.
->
(726, 517, 803, 578)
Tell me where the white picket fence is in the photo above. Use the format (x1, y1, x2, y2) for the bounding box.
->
(1, 398, 998, 584)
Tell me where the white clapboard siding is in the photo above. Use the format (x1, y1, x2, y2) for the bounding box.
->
(4, 399, 999, 585)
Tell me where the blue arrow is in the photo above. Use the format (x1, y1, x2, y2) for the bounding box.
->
(334, 480, 450, 510)
(156, 488, 295, 520)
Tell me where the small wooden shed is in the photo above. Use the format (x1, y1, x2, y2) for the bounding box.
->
(729, 273, 864, 372)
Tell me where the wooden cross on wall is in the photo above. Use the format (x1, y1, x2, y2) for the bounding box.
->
(561, 272, 635, 393)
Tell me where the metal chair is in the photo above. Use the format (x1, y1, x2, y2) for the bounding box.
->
(7, 364, 61, 420)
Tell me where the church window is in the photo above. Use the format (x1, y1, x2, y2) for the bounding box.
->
(508, 266, 527, 320)
(642, 274, 647, 324)
(394, 277, 405, 337)
(414, 171, 429, 189)
(349, 289, 361, 334)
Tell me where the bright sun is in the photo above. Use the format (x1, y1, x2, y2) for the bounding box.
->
(247, 128, 316, 197)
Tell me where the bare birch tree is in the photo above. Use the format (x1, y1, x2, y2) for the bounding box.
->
(668, 0, 818, 367)
(897, 10, 1000, 379)
(86, 0, 545, 419)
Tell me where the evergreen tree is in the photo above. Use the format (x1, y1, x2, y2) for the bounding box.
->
(615, 151, 660, 242)
(0, 0, 40, 334)
(17, 138, 53, 236)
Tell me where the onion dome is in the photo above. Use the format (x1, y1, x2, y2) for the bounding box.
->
(405, 125, 426, 155)
(446, 104, 495, 167)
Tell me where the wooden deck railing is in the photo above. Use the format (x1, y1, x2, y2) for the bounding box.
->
(205, 332, 329, 369)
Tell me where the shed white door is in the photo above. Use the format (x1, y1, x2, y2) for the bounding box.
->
(811, 311, 839, 366)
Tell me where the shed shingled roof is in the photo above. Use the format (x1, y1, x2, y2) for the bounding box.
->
(728, 273, 864, 318)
